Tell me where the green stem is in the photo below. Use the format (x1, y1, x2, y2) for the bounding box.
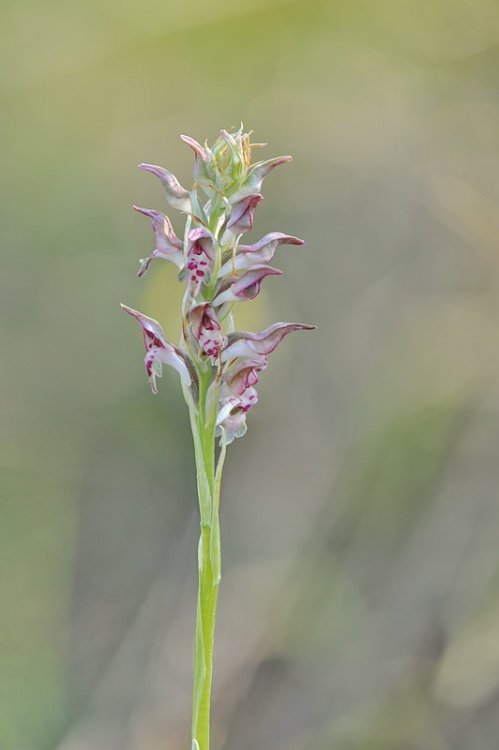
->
(189, 373, 225, 750)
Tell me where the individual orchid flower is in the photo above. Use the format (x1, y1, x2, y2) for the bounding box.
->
(139, 163, 191, 212)
(222, 321, 317, 361)
(188, 303, 227, 363)
(221, 357, 268, 396)
(216, 396, 257, 444)
(121, 127, 316, 750)
(121, 304, 192, 393)
(215, 396, 248, 443)
(133, 205, 184, 276)
(219, 232, 304, 275)
(184, 227, 214, 296)
(225, 193, 263, 236)
(215, 358, 267, 443)
(213, 265, 282, 307)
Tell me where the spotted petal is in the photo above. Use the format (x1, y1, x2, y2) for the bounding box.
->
(222, 357, 267, 396)
(121, 304, 191, 392)
(184, 227, 214, 296)
(188, 303, 227, 362)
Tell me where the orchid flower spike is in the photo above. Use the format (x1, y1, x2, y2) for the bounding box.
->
(122, 126, 316, 445)
(121, 126, 316, 750)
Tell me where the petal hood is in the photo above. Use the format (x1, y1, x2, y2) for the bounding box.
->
(225, 193, 263, 236)
(222, 321, 317, 361)
(213, 265, 281, 306)
(219, 232, 304, 275)
(222, 357, 267, 396)
(139, 163, 191, 212)
(180, 134, 219, 192)
(133, 205, 184, 275)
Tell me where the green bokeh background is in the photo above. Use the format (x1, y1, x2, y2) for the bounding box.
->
(2, 1, 499, 748)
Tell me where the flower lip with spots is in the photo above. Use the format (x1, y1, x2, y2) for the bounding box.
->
(185, 227, 214, 296)
(221, 357, 268, 396)
(188, 303, 227, 363)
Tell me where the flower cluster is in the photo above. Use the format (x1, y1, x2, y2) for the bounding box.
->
(122, 126, 316, 444)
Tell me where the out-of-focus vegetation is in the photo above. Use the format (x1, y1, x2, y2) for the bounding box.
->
(2, 0, 499, 748)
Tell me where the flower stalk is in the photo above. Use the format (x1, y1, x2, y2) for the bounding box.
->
(121, 126, 316, 750)
(188, 383, 221, 750)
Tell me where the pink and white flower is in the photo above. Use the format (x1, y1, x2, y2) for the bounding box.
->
(213, 266, 281, 306)
(121, 304, 192, 393)
(185, 227, 214, 296)
(221, 357, 267, 396)
(225, 193, 263, 235)
(222, 322, 317, 361)
(219, 232, 304, 275)
(216, 397, 248, 443)
(216, 359, 266, 442)
(133, 206, 184, 276)
(188, 303, 227, 363)
(124, 127, 316, 445)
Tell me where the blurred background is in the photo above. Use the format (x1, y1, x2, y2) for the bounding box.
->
(2, 0, 499, 748)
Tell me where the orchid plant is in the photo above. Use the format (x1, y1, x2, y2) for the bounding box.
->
(121, 126, 315, 750)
